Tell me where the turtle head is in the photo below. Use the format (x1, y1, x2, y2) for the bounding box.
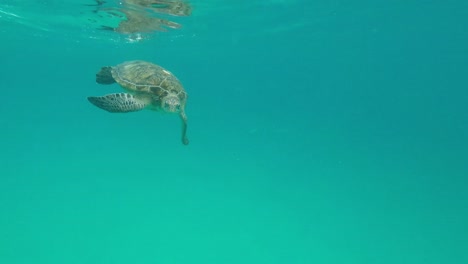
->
(161, 93, 181, 113)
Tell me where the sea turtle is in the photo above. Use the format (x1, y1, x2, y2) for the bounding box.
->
(88, 60, 189, 145)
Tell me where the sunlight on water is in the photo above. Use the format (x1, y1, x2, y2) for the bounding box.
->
(0, 6, 51, 32)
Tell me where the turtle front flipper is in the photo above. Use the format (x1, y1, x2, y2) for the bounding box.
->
(88, 93, 148, 113)
(180, 111, 189, 145)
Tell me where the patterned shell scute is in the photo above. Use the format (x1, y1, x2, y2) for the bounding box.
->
(111, 60, 185, 100)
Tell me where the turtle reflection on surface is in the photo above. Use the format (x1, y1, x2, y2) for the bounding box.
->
(125, 0, 192, 16)
(100, 9, 181, 34)
(92, 0, 191, 34)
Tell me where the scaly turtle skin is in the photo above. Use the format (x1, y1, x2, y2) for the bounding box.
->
(89, 60, 189, 145)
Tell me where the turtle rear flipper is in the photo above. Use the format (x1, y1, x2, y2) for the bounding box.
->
(96, 66, 116, 84)
(88, 93, 148, 113)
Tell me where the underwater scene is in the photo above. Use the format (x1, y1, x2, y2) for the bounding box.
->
(1, 0, 467, 263)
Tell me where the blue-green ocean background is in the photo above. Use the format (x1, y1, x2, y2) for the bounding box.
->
(1, 1, 468, 263)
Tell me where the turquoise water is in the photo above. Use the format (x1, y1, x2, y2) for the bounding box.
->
(1, 1, 468, 263)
